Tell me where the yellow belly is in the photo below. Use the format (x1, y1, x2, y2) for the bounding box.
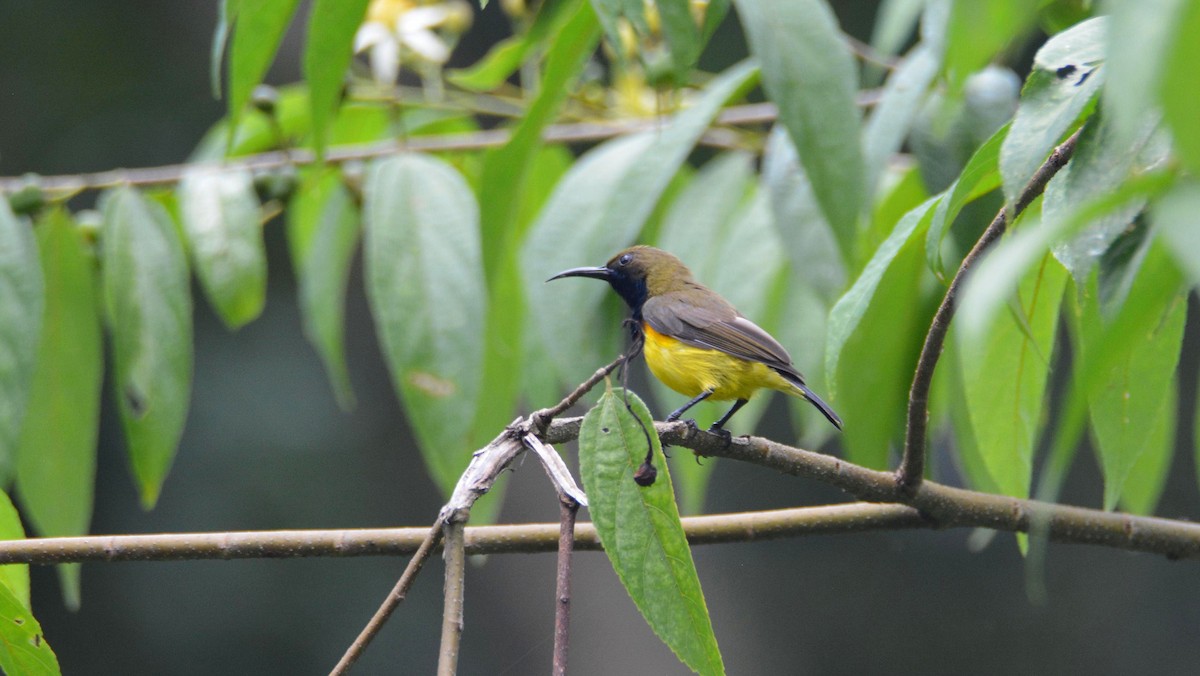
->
(642, 324, 793, 401)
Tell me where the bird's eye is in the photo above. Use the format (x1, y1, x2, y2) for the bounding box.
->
(618, 253, 633, 267)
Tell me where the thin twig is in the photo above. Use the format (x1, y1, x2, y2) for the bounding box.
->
(896, 126, 1085, 489)
(553, 499, 580, 676)
(330, 522, 444, 675)
(532, 354, 627, 433)
(844, 34, 901, 70)
(437, 521, 467, 676)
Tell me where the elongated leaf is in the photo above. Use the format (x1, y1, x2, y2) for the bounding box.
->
(925, 122, 1007, 278)
(943, 0, 1037, 90)
(734, 0, 865, 254)
(287, 169, 360, 409)
(863, 43, 942, 198)
(1080, 243, 1186, 509)
(1153, 182, 1200, 286)
(0, 492, 28, 611)
(523, 60, 759, 387)
(16, 212, 102, 610)
(304, 0, 371, 153)
(761, 126, 845, 300)
(941, 333, 1000, 494)
(657, 0, 702, 79)
(101, 187, 194, 509)
(227, 0, 302, 132)
(999, 17, 1106, 208)
(870, 0, 924, 64)
(957, 252, 1067, 499)
(1101, 0, 1184, 147)
(211, 0, 235, 99)
(1119, 380, 1175, 516)
(0, 199, 42, 484)
(364, 154, 485, 494)
(450, 0, 584, 91)
(579, 387, 724, 676)
(0, 580, 59, 676)
(179, 167, 266, 329)
(1159, 0, 1200, 174)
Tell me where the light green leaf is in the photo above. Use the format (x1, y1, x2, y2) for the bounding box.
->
(1081, 242, 1186, 510)
(925, 122, 1007, 279)
(1153, 182, 1200, 286)
(304, 0, 371, 154)
(761, 126, 845, 300)
(364, 154, 485, 494)
(579, 387, 724, 676)
(227, 0, 302, 135)
(0, 198, 42, 485)
(16, 212, 102, 610)
(523, 60, 759, 387)
(450, 0, 585, 91)
(287, 169, 360, 410)
(1119, 379, 1175, 516)
(826, 196, 940, 395)
(101, 187, 194, 509)
(870, 0, 924, 62)
(0, 492, 29, 611)
(0, 580, 59, 676)
(734, 0, 865, 254)
(941, 333, 1000, 494)
(1100, 0, 1184, 147)
(957, 252, 1067, 499)
(657, 0, 702, 79)
(999, 17, 1106, 208)
(211, 0, 235, 99)
(179, 167, 266, 329)
(944, 0, 1037, 90)
(863, 43, 942, 198)
(1159, 0, 1200, 174)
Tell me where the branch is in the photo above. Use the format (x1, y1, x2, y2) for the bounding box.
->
(437, 521, 466, 676)
(553, 499, 579, 676)
(897, 126, 1085, 488)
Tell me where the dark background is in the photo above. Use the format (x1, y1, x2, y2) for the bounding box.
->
(2, 2, 1199, 673)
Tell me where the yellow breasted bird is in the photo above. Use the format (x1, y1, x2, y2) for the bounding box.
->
(549, 245, 842, 432)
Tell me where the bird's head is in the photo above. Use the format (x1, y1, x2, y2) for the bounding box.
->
(547, 245, 694, 312)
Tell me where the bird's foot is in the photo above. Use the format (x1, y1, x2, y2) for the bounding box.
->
(707, 425, 733, 446)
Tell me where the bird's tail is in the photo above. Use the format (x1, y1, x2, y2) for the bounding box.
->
(775, 369, 843, 430)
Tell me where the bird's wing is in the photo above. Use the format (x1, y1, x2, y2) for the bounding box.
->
(641, 292, 800, 376)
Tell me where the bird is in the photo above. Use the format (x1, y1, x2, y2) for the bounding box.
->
(548, 245, 842, 433)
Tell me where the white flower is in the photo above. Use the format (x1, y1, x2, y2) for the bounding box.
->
(354, 0, 471, 84)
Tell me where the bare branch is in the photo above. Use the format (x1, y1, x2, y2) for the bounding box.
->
(437, 521, 467, 676)
(897, 126, 1085, 488)
(553, 499, 580, 676)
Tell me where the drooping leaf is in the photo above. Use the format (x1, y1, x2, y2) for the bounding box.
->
(178, 167, 267, 329)
(1080, 241, 1186, 510)
(941, 333, 1000, 494)
(957, 251, 1067, 499)
(868, 0, 925, 80)
(1159, 0, 1200, 174)
(522, 60, 759, 388)
(101, 187, 194, 509)
(16, 211, 102, 610)
(733, 0, 865, 255)
(1119, 379, 1175, 516)
(0, 491, 29, 611)
(657, 0, 703, 79)
(286, 169, 360, 410)
(1153, 182, 1200, 286)
(862, 42, 942, 198)
(0, 198, 42, 484)
(449, 0, 585, 91)
(925, 122, 1007, 279)
(1101, 0, 1183, 146)
(999, 17, 1106, 208)
(227, 0, 302, 135)
(0, 580, 59, 676)
(304, 0, 371, 154)
(943, 0, 1037, 90)
(579, 387, 724, 676)
(211, 0, 236, 99)
(364, 154, 486, 494)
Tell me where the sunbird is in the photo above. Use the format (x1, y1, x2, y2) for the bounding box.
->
(549, 245, 842, 432)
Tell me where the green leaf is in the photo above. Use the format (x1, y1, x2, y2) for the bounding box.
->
(944, 0, 1037, 90)
(287, 169, 360, 410)
(101, 188, 194, 509)
(760, 126, 845, 300)
(0, 492, 29, 611)
(925, 122, 1007, 279)
(999, 16, 1105, 208)
(1159, 0, 1200, 174)
(957, 251, 1067, 499)
(657, 0, 703, 79)
(304, 0, 371, 154)
(1080, 242, 1186, 510)
(734, 0, 865, 254)
(1119, 379, 1175, 516)
(1153, 182, 1200, 286)
(0, 580, 59, 676)
(0, 199, 42, 485)
(941, 333, 1000, 494)
(179, 167, 267, 329)
(826, 196, 940, 396)
(16, 212, 102, 610)
(870, 0, 925, 63)
(450, 0, 584, 91)
(364, 154, 486, 494)
(211, 0, 236, 99)
(1100, 0, 1185, 147)
(579, 387, 724, 676)
(522, 60, 759, 387)
(227, 0, 302, 135)
(863, 43, 942, 197)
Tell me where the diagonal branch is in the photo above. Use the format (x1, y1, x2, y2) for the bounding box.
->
(897, 126, 1085, 489)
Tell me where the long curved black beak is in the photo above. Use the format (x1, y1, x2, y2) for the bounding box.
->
(546, 266, 612, 282)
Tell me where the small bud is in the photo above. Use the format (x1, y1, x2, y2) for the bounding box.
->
(633, 461, 657, 486)
(7, 175, 45, 215)
(251, 85, 280, 116)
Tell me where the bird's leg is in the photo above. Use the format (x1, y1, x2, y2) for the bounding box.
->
(666, 389, 714, 432)
(708, 398, 749, 445)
